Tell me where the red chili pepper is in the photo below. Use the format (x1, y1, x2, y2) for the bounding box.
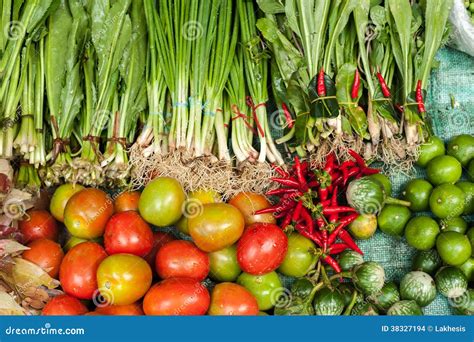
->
(317, 68, 326, 96)
(292, 200, 303, 222)
(324, 153, 336, 174)
(315, 216, 325, 230)
(281, 103, 294, 128)
(272, 165, 289, 178)
(318, 187, 329, 202)
(271, 177, 300, 188)
(360, 167, 379, 176)
(348, 149, 366, 167)
(295, 223, 322, 247)
(322, 229, 328, 252)
(351, 69, 360, 100)
(323, 206, 357, 215)
(327, 213, 359, 246)
(344, 167, 360, 185)
(376, 72, 391, 98)
(329, 187, 339, 223)
(300, 208, 314, 234)
(308, 180, 320, 188)
(338, 230, 363, 255)
(416, 80, 426, 113)
(323, 255, 341, 274)
(294, 157, 307, 190)
(328, 243, 350, 255)
(340, 160, 357, 169)
(280, 212, 293, 229)
(266, 188, 300, 196)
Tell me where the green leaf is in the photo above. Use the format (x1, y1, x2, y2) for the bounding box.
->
(348, 106, 369, 139)
(335, 63, 358, 105)
(256, 0, 285, 14)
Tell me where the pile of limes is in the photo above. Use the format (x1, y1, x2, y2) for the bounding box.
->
(378, 134, 474, 282)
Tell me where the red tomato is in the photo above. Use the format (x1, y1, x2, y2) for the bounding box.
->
(59, 242, 107, 300)
(94, 302, 144, 315)
(64, 188, 114, 239)
(19, 210, 59, 243)
(208, 282, 259, 315)
(96, 254, 152, 306)
(155, 240, 209, 281)
(229, 192, 276, 226)
(104, 211, 154, 257)
(237, 223, 288, 275)
(42, 295, 88, 316)
(114, 191, 140, 212)
(143, 232, 175, 267)
(50, 183, 84, 222)
(22, 238, 64, 278)
(143, 278, 210, 315)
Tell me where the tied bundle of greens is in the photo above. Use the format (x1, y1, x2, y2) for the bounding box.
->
(257, 0, 453, 169)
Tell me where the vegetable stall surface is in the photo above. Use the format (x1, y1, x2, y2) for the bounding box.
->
(0, 0, 473, 318)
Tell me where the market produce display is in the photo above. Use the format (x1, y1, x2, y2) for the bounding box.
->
(0, 0, 473, 317)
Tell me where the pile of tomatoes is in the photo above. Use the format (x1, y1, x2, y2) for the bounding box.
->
(17, 176, 316, 315)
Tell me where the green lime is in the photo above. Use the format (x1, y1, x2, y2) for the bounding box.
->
(402, 179, 433, 212)
(429, 184, 465, 219)
(468, 159, 474, 182)
(447, 134, 474, 167)
(436, 232, 472, 266)
(467, 228, 474, 256)
(417, 136, 445, 168)
(377, 204, 411, 236)
(439, 217, 468, 234)
(456, 181, 474, 215)
(426, 155, 462, 185)
(458, 258, 474, 282)
(405, 216, 440, 251)
(367, 174, 392, 196)
(348, 214, 378, 240)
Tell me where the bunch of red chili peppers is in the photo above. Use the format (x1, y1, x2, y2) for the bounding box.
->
(256, 150, 380, 273)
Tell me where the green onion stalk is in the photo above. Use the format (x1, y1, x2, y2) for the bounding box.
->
(238, 0, 283, 165)
(227, 50, 258, 163)
(43, 0, 87, 186)
(102, 0, 147, 186)
(201, 0, 238, 161)
(74, 0, 132, 186)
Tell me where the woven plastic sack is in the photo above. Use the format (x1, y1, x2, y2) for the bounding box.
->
(449, 0, 474, 56)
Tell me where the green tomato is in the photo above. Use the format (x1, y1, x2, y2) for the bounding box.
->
(436, 232, 472, 266)
(439, 216, 468, 234)
(412, 249, 442, 275)
(237, 271, 283, 311)
(208, 245, 241, 282)
(405, 216, 440, 251)
(456, 181, 474, 215)
(402, 179, 433, 212)
(416, 136, 445, 168)
(377, 204, 411, 236)
(138, 177, 186, 227)
(426, 155, 462, 186)
(447, 134, 474, 167)
(366, 173, 392, 196)
(278, 233, 317, 277)
(429, 184, 465, 219)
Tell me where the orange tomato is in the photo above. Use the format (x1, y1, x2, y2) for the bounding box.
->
(188, 203, 245, 252)
(64, 188, 113, 239)
(22, 238, 63, 278)
(42, 295, 88, 315)
(229, 192, 276, 226)
(208, 282, 259, 315)
(114, 191, 141, 212)
(94, 302, 144, 315)
(19, 210, 59, 243)
(143, 278, 210, 315)
(59, 242, 107, 300)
